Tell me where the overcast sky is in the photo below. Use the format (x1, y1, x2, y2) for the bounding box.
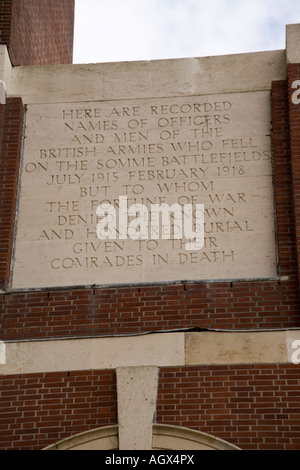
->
(73, 0, 300, 64)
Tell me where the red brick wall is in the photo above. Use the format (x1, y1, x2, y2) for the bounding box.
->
(1, 278, 300, 342)
(0, 0, 74, 65)
(288, 65, 300, 285)
(157, 364, 300, 450)
(0, 0, 12, 46)
(0, 370, 117, 450)
(1, 365, 300, 450)
(272, 81, 298, 280)
(0, 103, 5, 153)
(0, 97, 24, 290)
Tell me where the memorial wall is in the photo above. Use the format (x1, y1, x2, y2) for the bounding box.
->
(2, 15, 300, 450)
(12, 90, 277, 289)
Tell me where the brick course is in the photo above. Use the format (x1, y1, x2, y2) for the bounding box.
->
(1, 278, 300, 342)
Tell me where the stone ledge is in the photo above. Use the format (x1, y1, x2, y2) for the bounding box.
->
(0, 329, 299, 376)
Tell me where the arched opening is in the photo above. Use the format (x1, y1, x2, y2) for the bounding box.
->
(43, 425, 240, 451)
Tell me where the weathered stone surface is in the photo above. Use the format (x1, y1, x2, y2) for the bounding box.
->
(12, 91, 276, 289)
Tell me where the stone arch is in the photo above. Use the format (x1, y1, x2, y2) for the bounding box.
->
(44, 426, 119, 451)
(43, 425, 240, 451)
(152, 425, 240, 450)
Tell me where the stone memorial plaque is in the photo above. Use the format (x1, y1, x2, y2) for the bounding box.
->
(11, 91, 277, 289)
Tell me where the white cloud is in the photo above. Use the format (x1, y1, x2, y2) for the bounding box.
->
(73, 0, 300, 64)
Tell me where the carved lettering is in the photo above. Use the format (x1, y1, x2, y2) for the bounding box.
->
(11, 91, 277, 289)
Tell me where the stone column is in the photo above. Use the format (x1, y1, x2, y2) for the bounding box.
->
(116, 366, 159, 450)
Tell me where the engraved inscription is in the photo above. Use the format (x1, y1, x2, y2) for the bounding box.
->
(11, 92, 277, 289)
